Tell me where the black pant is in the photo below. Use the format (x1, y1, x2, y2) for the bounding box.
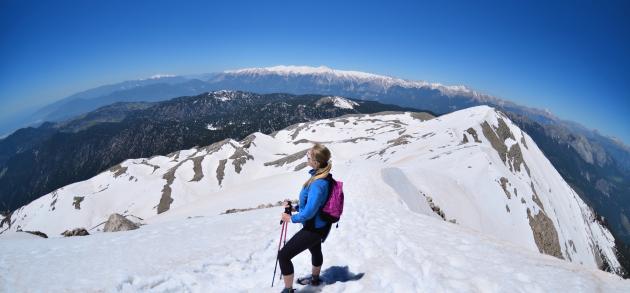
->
(278, 227, 326, 276)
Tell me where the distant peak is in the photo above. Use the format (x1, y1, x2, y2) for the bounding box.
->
(144, 74, 176, 80)
(225, 65, 394, 80)
(224, 65, 476, 96)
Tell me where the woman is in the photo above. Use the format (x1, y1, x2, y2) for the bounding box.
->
(278, 143, 333, 293)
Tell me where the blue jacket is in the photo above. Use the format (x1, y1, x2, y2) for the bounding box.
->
(291, 169, 329, 229)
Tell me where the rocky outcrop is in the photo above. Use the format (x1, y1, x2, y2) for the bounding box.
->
(229, 148, 253, 174)
(264, 149, 309, 168)
(109, 164, 128, 178)
(103, 213, 139, 232)
(22, 230, 48, 238)
(158, 165, 178, 214)
(466, 128, 481, 143)
(72, 196, 84, 210)
(222, 200, 298, 215)
(189, 156, 204, 182)
(527, 208, 563, 259)
(61, 227, 89, 237)
(481, 121, 508, 163)
(216, 159, 227, 186)
(499, 177, 512, 199)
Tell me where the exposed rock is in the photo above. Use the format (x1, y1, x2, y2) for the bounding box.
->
(499, 177, 512, 199)
(521, 198, 526, 204)
(495, 118, 516, 141)
(22, 230, 48, 238)
(387, 135, 413, 147)
(109, 164, 128, 178)
(530, 182, 545, 212)
(466, 128, 481, 143)
(49, 190, 59, 211)
(506, 204, 510, 213)
(338, 113, 366, 119)
(158, 164, 179, 214)
(240, 134, 257, 149)
(460, 134, 469, 144)
(481, 121, 508, 163)
(61, 227, 90, 237)
(264, 149, 309, 168)
(169, 150, 181, 161)
(426, 196, 446, 220)
(527, 208, 563, 259)
(216, 159, 227, 186)
(103, 213, 139, 232)
(73, 196, 84, 210)
(289, 124, 310, 140)
(222, 199, 298, 215)
(507, 143, 530, 176)
(189, 156, 204, 182)
(421, 132, 435, 138)
(0, 211, 12, 228)
(337, 118, 351, 124)
(139, 160, 160, 173)
(294, 161, 309, 171)
(229, 147, 254, 174)
(340, 137, 375, 144)
(293, 139, 331, 145)
(520, 131, 529, 149)
(410, 112, 435, 121)
(201, 138, 235, 155)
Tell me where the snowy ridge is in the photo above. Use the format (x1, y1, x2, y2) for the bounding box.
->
(1, 106, 628, 291)
(145, 74, 177, 80)
(225, 65, 485, 98)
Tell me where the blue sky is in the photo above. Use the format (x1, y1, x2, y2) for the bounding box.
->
(1, 0, 629, 143)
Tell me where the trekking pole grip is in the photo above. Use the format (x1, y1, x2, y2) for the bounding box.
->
(279, 201, 293, 225)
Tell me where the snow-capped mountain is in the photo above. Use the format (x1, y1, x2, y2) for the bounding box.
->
(2, 65, 629, 275)
(224, 65, 479, 97)
(1, 105, 624, 279)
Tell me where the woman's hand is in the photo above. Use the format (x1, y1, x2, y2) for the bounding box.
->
(283, 200, 296, 212)
(281, 213, 292, 223)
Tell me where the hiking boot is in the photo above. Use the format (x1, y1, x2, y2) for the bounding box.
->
(280, 288, 296, 293)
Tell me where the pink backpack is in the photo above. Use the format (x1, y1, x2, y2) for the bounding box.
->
(321, 175, 344, 223)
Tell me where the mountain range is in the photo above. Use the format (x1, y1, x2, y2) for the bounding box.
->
(1, 65, 629, 276)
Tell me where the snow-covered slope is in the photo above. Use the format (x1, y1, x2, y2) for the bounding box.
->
(1, 105, 628, 292)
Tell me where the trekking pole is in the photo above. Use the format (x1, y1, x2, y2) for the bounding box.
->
(279, 221, 288, 281)
(272, 201, 293, 287)
(279, 202, 292, 281)
(272, 221, 286, 287)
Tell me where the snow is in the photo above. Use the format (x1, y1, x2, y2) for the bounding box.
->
(206, 124, 220, 131)
(209, 90, 248, 102)
(141, 74, 176, 80)
(225, 65, 478, 96)
(1, 105, 629, 292)
(328, 96, 359, 109)
(1, 167, 628, 292)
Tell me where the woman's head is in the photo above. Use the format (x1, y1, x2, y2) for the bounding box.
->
(304, 143, 332, 187)
(307, 143, 331, 169)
